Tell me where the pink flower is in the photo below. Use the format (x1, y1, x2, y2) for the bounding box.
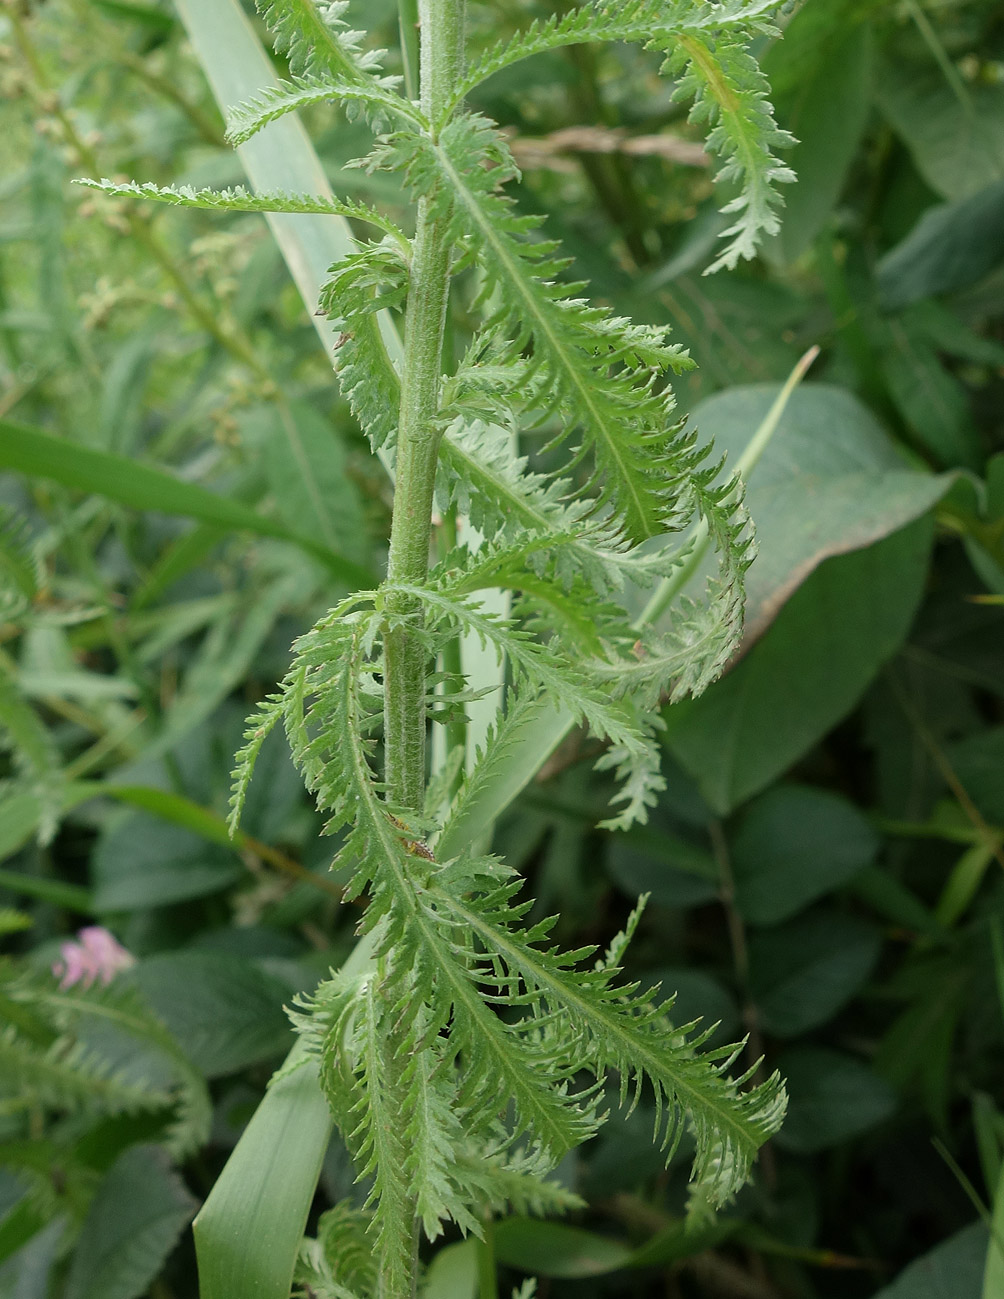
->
(52, 926, 135, 989)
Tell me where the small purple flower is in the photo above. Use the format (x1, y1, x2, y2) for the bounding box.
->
(52, 926, 135, 989)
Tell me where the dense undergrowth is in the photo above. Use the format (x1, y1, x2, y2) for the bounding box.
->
(1, 1, 1003, 1297)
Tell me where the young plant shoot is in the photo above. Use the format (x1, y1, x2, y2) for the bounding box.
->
(84, 1, 793, 1294)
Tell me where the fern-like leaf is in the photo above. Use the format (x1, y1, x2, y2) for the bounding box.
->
(73, 179, 408, 246)
(0, 1025, 174, 1118)
(0, 667, 63, 846)
(380, 115, 694, 540)
(0, 508, 39, 621)
(318, 242, 409, 450)
(255, 0, 391, 83)
(427, 877, 787, 1204)
(294, 1202, 377, 1299)
(660, 31, 795, 270)
(17, 977, 212, 1158)
(382, 578, 651, 762)
(225, 76, 420, 147)
(453, 0, 793, 270)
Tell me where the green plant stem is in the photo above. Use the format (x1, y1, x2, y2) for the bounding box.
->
(379, 8, 464, 1297)
(383, 0, 465, 815)
(477, 1218, 499, 1299)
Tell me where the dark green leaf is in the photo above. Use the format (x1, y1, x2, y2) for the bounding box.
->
(663, 520, 934, 812)
(606, 820, 719, 908)
(879, 181, 1004, 308)
(730, 787, 879, 925)
(134, 951, 292, 1078)
(947, 728, 1004, 826)
(876, 64, 1004, 201)
(686, 385, 951, 646)
(878, 317, 982, 468)
(422, 1240, 478, 1299)
(92, 812, 240, 911)
(749, 910, 881, 1035)
(493, 1218, 631, 1279)
(766, 16, 873, 263)
(194, 1044, 333, 1299)
(64, 1145, 196, 1299)
(775, 1047, 896, 1153)
(872, 1222, 987, 1299)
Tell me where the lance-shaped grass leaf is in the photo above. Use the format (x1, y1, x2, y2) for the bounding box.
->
(0, 416, 374, 587)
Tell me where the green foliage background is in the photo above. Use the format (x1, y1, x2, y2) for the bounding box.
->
(1, 0, 1003, 1296)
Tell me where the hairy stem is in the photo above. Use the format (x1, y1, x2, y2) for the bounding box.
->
(379, 7, 465, 1297)
(383, 0, 465, 813)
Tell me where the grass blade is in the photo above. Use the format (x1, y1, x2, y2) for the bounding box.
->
(192, 937, 375, 1299)
(192, 1042, 333, 1299)
(0, 416, 374, 586)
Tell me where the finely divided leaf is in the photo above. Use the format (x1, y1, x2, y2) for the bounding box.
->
(455, 0, 793, 270)
(384, 114, 693, 540)
(225, 76, 421, 146)
(255, 0, 391, 82)
(74, 179, 407, 244)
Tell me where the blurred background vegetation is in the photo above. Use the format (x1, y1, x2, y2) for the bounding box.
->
(1, 0, 1003, 1296)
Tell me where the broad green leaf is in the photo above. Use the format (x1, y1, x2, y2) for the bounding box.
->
(92, 811, 241, 911)
(133, 951, 292, 1078)
(493, 1219, 631, 1279)
(775, 1047, 896, 1154)
(748, 911, 881, 1035)
(877, 316, 981, 468)
(0, 417, 372, 586)
(421, 1240, 478, 1299)
(876, 62, 1004, 201)
(878, 180, 1004, 308)
(730, 786, 879, 925)
(0, 1194, 50, 1268)
(64, 1145, 197, 1299)
(765, 13, 873, 263)
(874, 1222, 988, 1299)
(948, 728, 1004, 825)
(663, 519, 934, 813)
(606, 818, 720, 908)
(684, 385, 952, 645)
(193, 937, 375, 1299)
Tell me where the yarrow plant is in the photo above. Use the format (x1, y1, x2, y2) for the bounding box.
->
(83, 1, 794, 1294)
